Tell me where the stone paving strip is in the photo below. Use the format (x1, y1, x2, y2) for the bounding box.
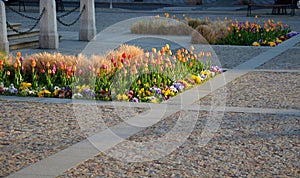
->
(257, 48, 300, 70)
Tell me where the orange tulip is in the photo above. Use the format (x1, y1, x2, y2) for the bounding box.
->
(13, 62, 18, 69)
(61, 64, 66, 70)
(117, 62, 123, 69)
(31, 60, 36, 68)
(153, 78, 156, 83)
(46, 61, 50, 68)
(164, 12, 169, 18)
(72, 65, 77, 72)
(16, 52, 21, 58)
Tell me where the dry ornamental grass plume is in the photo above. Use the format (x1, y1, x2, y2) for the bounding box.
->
(191, 19, 230, 44)
(20, 45, 145, 76)
(131, 18, 192, 36)
(22, 52, 78, 73)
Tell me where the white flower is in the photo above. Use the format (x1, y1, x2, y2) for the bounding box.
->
(29, 90, 36, 95)
(54, 86, 60, 90)
(147, 96, 156, 100)
(73, 93, 83, 99)
(169, 86, 178, 93)
(199, 74, 206, 81)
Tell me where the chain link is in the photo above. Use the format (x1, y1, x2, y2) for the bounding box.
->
(57, 5, 85, 27)
(6, 8, 45, 35)
(57, 6, 80, 19)
(5, 4, 39, 21)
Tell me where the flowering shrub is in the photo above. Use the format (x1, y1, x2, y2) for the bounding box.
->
(0, 44, 222, 103)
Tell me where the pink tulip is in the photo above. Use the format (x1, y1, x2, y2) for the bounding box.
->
(102, 64, 108, 69)
(78, 69, 83, 75)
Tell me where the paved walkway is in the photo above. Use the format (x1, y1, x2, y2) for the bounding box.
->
(1, 1, 300, 178)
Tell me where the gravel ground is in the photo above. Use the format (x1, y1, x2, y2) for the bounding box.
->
(257, 49, 300, 70)
(196, 72, 300, 109)
(211, 46, 269, 68)
(0, 100, 146, 177)
(58, 112, 299, 177)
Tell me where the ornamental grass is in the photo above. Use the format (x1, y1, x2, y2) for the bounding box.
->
(130, 14, 192, 36)
(191, 17, 231, 44)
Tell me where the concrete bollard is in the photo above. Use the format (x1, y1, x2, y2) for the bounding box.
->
(39, 0, 59, 49)
(0, 1, 9, 54)
(79, 0, 96, 41)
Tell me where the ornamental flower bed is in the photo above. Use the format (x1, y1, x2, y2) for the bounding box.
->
(0, 45, 222, 103)
(131, 15, 299, 47)
(219, 19, 299, 46)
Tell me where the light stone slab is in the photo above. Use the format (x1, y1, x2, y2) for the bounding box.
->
(39, 0, 59, 49)
(0, 1, 9, 53)
(79, 0, 96, 41)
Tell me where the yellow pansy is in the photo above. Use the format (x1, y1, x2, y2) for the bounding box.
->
(116, 94, 122, 101)
(122, 94, 128, 101)
(276, 38, 282, 43)
(191, 75, 201, 84)
(252, 42, 261, 46)
(268, 42, 276, 47)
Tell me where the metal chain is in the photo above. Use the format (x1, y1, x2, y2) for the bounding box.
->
(6, 8, 45, 35)
(5, 4, 39, 21)
(57, 6, 80, 19)
(56, 5, 85, 27)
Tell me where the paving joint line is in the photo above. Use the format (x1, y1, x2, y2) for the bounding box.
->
(185, 105, 300, 116)
(222, 68, 300, 73)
